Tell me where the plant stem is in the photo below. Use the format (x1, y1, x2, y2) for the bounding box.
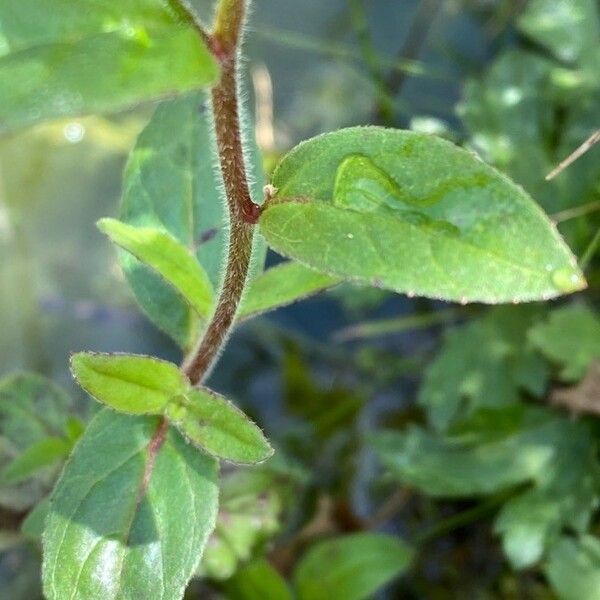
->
(183, 0, 259, 385)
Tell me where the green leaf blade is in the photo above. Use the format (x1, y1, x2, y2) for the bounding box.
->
(528, 305, 600, 381)
(168, 388, 273, 465)
(42, 410, 219, 600)
(0, 2, 219, 131)
(1, 437, 70, 485)
(226, 560, 294, 600)
(261, 127, 585, 304)
(294, 533, 413, 600)
(239, 261, 340, 320)
(119, 93, 266, 349)
(545, 536, 600, 600)
(71, 353, 189, 415)
(0, 373, 73, 511)
(98, 219, 214, 320)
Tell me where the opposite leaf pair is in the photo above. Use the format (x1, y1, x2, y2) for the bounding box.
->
(71, 353, 272, 465)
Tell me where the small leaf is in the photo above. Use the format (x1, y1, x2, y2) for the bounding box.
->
(1, 437, 70, 484)
(0, 1, 219, 131)
(167, 389, 273, 465)
(529, 305, 600, 381)
(64, 416, 86, 444)
(419, 306, 548, 430)
(545, 535, 600, 600)
(294, 533, 413, 600)
(42, 410, 219, 600)
(71, 352, 189, 414)
(98, 219, 214, 319)
(120, 93, 267, 349)
(226, 560, 294, 600)
(239, 261, 340, 320)
(260, 127, 585, 304)
(0, 373, 73, 511)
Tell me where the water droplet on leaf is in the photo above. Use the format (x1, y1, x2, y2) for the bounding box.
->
(551, 267, 586, 293)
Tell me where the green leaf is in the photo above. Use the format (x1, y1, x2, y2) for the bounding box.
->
(1, 437, 70, 484)
(545, 536, 600, 600)
(167, 389, 273, 465)
(0, 373, 73, 510)
(528, 305, 600, 381)
(199, 468, 291, 580)
(22, 497, 51, 539)
(42, 410, 219, 600)
(71, 352, 189, 414)
(0, 1, 219, 131)
(239, 261, 340, 320)
(460, 49, 600, 227)
(373, 406, 599, 568)
(120, 92, 267, 349)
(260, 127, 584, 304)
(294, 533, 413, 600)
(98, 219, 214, 320)
(518, 0, 600, 74)
(226, 560, 293, 600)
(419, 306, 549, 430)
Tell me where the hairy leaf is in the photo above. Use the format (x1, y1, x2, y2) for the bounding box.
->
(261, 127, 584, 303)
(98, 219, 214, 320)
(294, 533, 413, 600)
(0, 1, 218, 131)
(71, 353, 189, 414)
(0, 373, 73, 510)
(239, 261, 340, 320)
(545, 536, 600, 600)
(167, 389, 273, 465)
(120, 92, 266, 349)
(529, 305, 600, 381)
(42, 410, 219, 600)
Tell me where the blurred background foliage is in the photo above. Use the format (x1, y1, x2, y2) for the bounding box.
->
(0, 0, 599, 598)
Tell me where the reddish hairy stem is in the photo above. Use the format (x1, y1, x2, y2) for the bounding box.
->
(183, 0, 259, 384)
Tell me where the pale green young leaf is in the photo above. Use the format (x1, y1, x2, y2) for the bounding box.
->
(528, 305, 600, 381)
(0, 1, 219, 131)
(0, 373, 73, 511)
(167, 389, 273, 465)
(545, 536, 600, 600)
(226, 560, 294, 600)
(294, 533, 414, 600)
(239, 261, 340, 320)
(98, 219, 214, 320)
(1, 437, 70, 485)
(42, 410, 219, 600)
(261, 127, 584, 304)
(120, 93, 266, 349)
(71, 352, 189, 415)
